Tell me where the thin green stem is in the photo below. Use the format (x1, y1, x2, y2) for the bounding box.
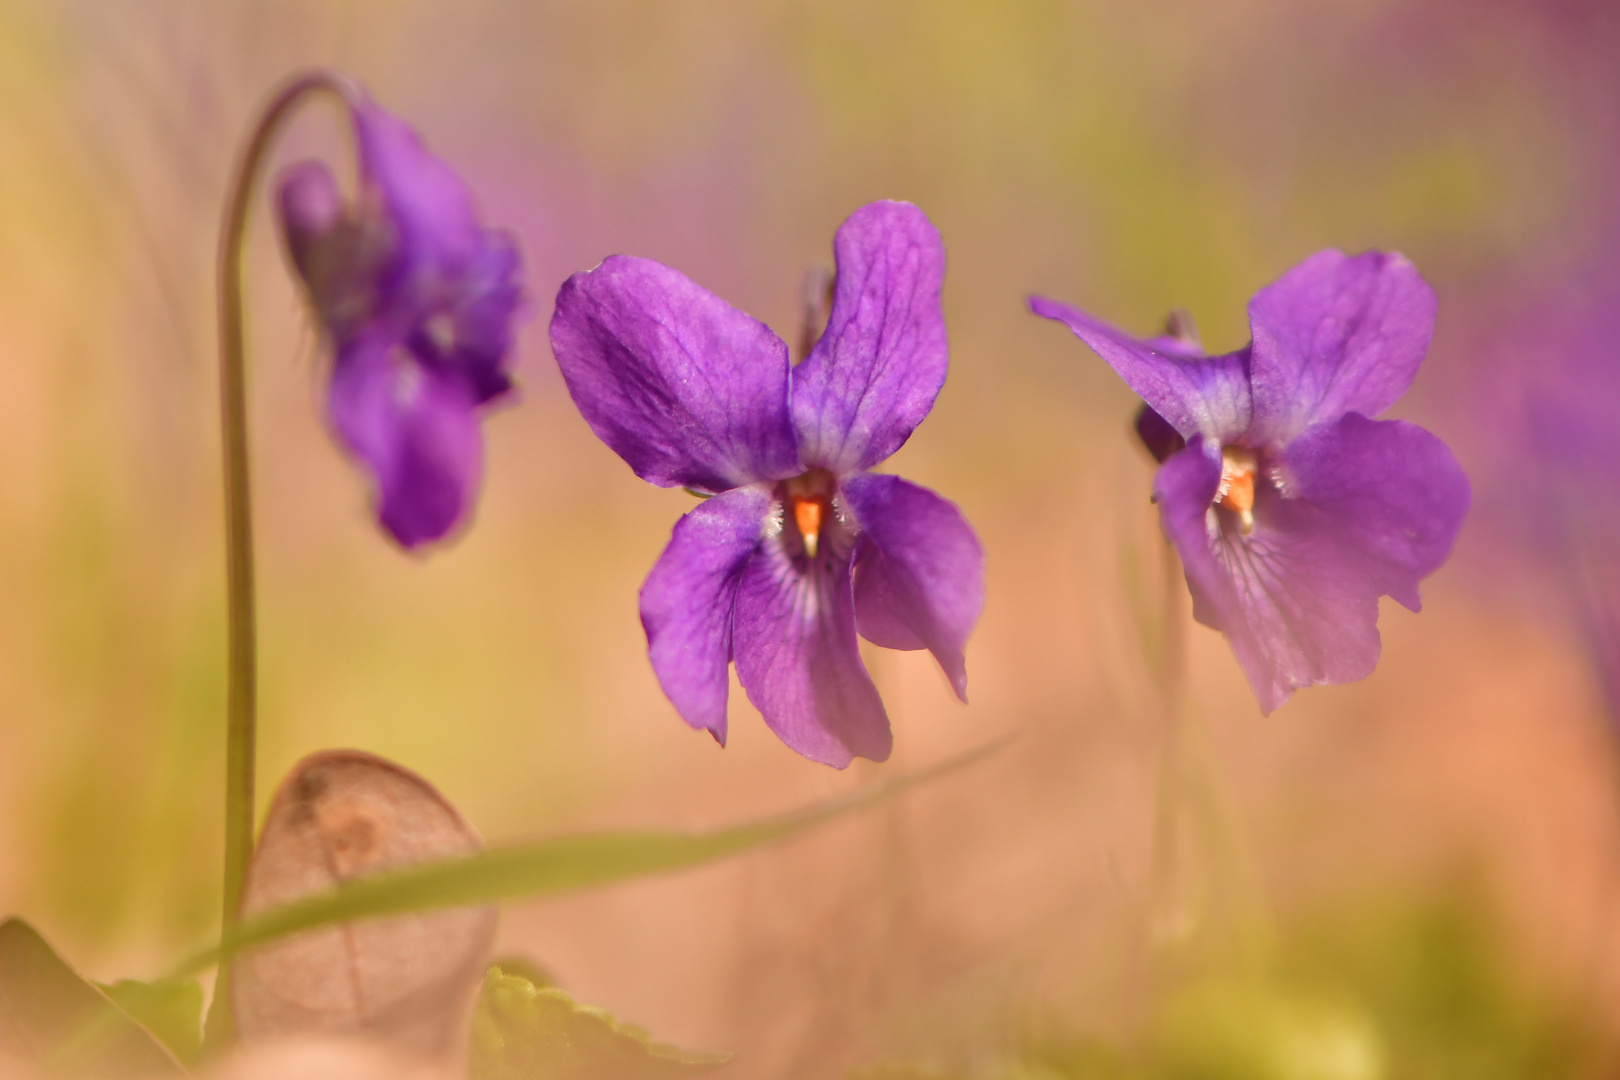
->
(212, 68, 360, 1049)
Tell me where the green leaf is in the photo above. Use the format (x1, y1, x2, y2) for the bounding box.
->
(94, 978, 204, 1068)
(0, 918, 185, 1076)
(489, 954, 560, 989)
(171, 735, 1010, 977)
(470, 965, 731, 1080)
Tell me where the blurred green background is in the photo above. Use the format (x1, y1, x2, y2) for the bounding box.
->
(0, 1, 1616, 1076)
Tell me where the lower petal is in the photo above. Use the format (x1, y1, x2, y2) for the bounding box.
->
(328, 336, 483, 549)
(1156, 440, 1383, 713)
(639, 486, 772, 745)
(732, 537, 890, 769)
(840, 472, 985, 701)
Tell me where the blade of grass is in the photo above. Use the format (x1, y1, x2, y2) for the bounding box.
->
(172, 734, 1013, 977)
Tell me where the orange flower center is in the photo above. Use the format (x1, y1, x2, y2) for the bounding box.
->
(1216, 446, 1258, 534)
(792, 496, 826, 559)
(781, 467, 839, 560)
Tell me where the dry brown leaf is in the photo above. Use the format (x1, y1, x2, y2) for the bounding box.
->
(231, 750, 496, 1058)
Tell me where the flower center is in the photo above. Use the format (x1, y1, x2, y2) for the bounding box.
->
(389, 346, 424, 407)
(780, 468, 839, 560)
(1215, 445, 1258, 534)
(425, 311, 457, 356)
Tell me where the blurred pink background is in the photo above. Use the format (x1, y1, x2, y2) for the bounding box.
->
(0, 2, 1617, 1075)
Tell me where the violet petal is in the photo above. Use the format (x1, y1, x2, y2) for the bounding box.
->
(550, 255, 801, 492)
(1134, 402, 1186, 464)
(1028, 295, 1253, 443)
(1247, 249, 1437, 443)
(639, 485, 773, 746)
(842, 472, 985, 701)
(328, 334, 483, 549)
(1280, 412, 1470, 611)
(277, 160, 345, 282)
(731, 538, 891, 768)
(1166, 427, 1458, 712)
(791, 201, 948, 473)
(1156, 437, 1387, 713)
(352, 101, 485, 279)
(407, 231, 523, 405)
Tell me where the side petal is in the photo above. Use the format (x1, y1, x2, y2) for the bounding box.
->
(1247, 249, 1437, 442)
(409, 230, 524, 405)
(791, 201, 948, 473)
(1279, 412, 1470, 612)
(840, 473, 986, 702)
(328, 335, 484, 549)
(639, 486, 772, 746)
(276, 160, 345, 284)
(732, 538, 891, 769)
(275, 161, 385, 343)
(1153, 440, 1234, 638)
(550, 256, 801, 492)
(1029, 296, 1252, 444)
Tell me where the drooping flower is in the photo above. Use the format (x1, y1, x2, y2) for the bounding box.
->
(1032, 250, 1470, 712)
(549, 201, 985, 768)
(276, 94, 523, 548)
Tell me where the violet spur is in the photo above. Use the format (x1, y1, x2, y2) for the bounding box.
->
(277, 95, 523, 549)
(550, 201, 985, 768)
(1032, 250, 1469, 712)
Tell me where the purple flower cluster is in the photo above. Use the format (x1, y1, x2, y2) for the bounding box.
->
(1033, 251, 1470, 712)
(549, 202, 986, 767)
(276, 95, 523, 549)
(266, 76, 1474, 757)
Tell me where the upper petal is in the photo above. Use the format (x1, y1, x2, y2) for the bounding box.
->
(550, 256, 801, 492)
(1247, 250, 1437, 443)
(328, 335, 485, 549)
(639, 486, 773, 746)
(841, 473, 986, 702)
(352, 100, 485, 280)
(790, 201, 948, 473)
(1278, 412, 1470, 612)
(1028, 296, 1253, 444)
(731, 535, 891, 769)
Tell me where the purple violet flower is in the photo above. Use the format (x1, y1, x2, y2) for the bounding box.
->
(1032, 250, 1470, 712)
(276, 96, 523, 549)
(549, 201, 985, 768)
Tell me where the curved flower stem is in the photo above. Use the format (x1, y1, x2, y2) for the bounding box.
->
(212, 68, 361, 1048)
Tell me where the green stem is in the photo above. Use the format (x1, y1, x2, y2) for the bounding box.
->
(212, 68, 360, 1048)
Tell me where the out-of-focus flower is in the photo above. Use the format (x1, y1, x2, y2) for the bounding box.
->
(1033, 251, 1469, 712)
(1472, 225, 1620, 718)
(276, 97, 523, 549)
(550, 201, 984, 768)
